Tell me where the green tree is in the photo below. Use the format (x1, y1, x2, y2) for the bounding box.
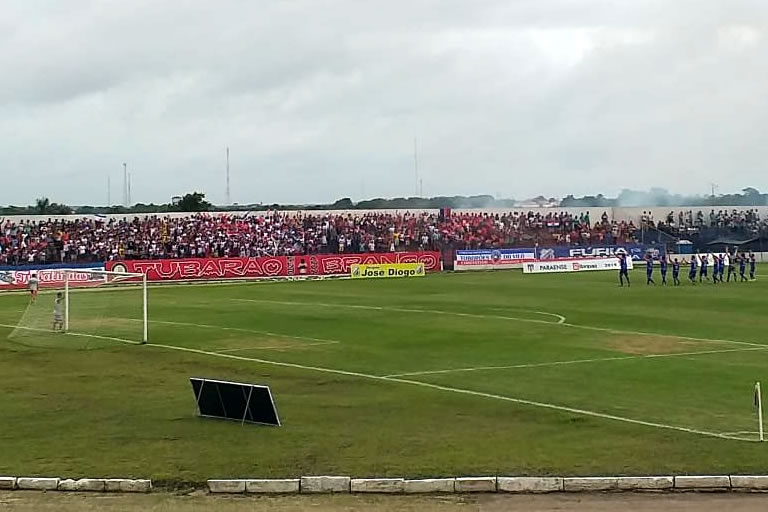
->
(35, 197, 50, 214)
(332, 197, 354, 209)
(177, 192, 211, 212)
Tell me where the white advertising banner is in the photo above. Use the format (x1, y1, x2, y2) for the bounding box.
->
(522, 257, 633, 274)
(0, 266, 106, 289)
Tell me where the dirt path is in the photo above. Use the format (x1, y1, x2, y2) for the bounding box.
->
(2, 491, 768, 511)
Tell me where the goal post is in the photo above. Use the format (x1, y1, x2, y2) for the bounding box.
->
(63, 269, 148, 344)
(7, 268, 149, 349)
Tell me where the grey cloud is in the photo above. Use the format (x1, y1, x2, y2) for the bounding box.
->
(1, 0, 767, 205)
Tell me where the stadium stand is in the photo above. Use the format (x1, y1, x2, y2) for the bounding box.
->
(1, 208, 765, 266)
(1, 211, 638, 266)
(642, 208, 767, 248)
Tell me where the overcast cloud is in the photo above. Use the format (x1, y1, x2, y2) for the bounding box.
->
(1, 0, 767, 206)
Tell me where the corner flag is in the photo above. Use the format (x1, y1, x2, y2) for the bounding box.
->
(756, 382, 764, 442)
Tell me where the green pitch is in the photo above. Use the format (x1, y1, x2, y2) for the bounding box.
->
(1, 267, 767, 483)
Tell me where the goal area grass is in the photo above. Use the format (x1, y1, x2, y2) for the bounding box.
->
(1, 266, 767, 483)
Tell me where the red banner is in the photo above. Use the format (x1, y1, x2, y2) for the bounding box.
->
(105, 252, 441, 282)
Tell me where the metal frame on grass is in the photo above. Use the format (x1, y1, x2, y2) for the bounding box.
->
(190, 377, 281, 427)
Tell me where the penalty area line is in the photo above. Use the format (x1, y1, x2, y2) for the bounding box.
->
(232, 298, 767, 349)
(141, 341, 755, 443)
(232, 298, 565, 326)
(384, 346, 768, 378)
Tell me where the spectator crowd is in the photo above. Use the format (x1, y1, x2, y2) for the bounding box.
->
(641, 209, 767, 238)
(0, 211, 640, 266)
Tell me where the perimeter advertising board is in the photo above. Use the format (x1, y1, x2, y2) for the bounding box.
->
(0, 265, 106, 290)
(538, 244, 658, 261)
(523, 257, 633, 274)
(106, 252, 440, 282)
(350, 262, 425, 279)
(454, 249, 536, 271)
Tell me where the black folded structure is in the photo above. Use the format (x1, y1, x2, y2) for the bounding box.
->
(190, 378, 280, 426)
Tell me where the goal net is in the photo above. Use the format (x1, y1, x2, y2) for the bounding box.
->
(7, 269, 148, 350)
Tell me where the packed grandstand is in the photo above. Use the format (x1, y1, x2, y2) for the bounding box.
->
(1, 208, 766, 266)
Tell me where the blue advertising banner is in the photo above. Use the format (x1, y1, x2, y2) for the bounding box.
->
(538, 244, 662, 261)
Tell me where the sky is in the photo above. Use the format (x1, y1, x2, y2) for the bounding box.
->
(1, 0, 767, 206)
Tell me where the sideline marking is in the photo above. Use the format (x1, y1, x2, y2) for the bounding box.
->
(141, 342, 757, 443)
(0, 321, 755, 442)
(383, 346, 768, 378)
(1, 318, 343, 351)
(232, 298, 768, 349)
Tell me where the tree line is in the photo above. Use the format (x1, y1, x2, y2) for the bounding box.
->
(2, 188, 766, 216)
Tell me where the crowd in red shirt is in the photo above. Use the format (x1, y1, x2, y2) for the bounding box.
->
(0, 211, 639, 266)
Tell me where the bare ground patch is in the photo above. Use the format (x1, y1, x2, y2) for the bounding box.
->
(605, 336, 724, 356)
(68, 317, 143, 333)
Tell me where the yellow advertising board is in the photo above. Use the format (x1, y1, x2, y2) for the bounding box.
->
(350, 262, 426, 279)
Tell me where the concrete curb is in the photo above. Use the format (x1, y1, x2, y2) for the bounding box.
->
(208, 480, 246, 493)
(350, 478, 405, 493)
(0, 477, 150, 493)
(0, 477, 17, 490)
(299, 476, 351, 494)
(617, 476, 674, 491)
(7, 474, 768, 494)
(564, 477, 619, 492)
(16, 478, 60, 491)
(730, 475, 768, 491)
(246, 479, 300, 494)
(674, 475, 731, 491)
(498, 477, 563, 493)
(455, 477, 497, 493)
(403, 478, 456, 493)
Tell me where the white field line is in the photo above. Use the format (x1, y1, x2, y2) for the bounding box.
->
(0, 320, 755, 442)
(232, 298, 565, 325)
(543, 312, 566, 324)
(216, 341, 339, 353)
(124, 318, 343, 346)
(489, 308, 566, 324)
(383, 346, 768, 378)
(0, 323, 142, 345)
(136, 342, 756, 443)
(232, 298, 768, 349)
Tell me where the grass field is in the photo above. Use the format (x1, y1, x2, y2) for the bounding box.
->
(1, 266, 768, 483)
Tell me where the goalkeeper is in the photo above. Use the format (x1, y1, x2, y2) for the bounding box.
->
(52, 292, 64, 332)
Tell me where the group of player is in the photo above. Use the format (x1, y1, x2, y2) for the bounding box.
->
(618, 250, 758, 286)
